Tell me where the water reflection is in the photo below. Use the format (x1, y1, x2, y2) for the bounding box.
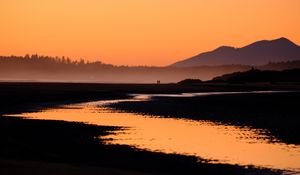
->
(5, 93, 300, 172)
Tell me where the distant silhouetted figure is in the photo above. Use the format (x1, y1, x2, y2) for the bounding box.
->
(157, 80, 160, 84)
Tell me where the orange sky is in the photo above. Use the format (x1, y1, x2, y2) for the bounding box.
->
(0, 0, 299, 66)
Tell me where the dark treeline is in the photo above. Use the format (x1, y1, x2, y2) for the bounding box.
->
(1, 55, 300, 83)
(212, 68, 300, 83)
(0, 54, 113, 70)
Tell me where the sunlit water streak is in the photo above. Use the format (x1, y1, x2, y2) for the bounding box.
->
(130, 90, 295, 99)
(5, 91, 300, 172)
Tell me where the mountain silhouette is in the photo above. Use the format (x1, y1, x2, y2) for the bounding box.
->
(171, 37, 300, 67)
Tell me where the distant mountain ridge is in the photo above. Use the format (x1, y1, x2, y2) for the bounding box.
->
(171, 37, 300, 67)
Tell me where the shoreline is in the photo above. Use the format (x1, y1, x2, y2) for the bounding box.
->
(108, 91, 300, 145)
(1, 82, 296, 174)
(1, 116, 280, 175)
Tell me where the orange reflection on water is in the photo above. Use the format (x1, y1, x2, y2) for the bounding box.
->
(7, 100, 300, 172)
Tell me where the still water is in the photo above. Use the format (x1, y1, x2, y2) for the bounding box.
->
(7, 91, 300, 172)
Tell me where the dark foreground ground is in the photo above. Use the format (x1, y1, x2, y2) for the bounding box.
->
(1, 116, 278, 175)
(1, 82, 298, 175)
(1, 82, 300, 115)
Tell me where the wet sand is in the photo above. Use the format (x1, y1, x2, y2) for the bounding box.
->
(109, 92, 300, 145)
(11, 99, 300, 171)
(1, 82, 297, 174)
(1, 116, 279, 175)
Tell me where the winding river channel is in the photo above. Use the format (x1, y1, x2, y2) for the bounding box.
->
(7, 91, 300, 173)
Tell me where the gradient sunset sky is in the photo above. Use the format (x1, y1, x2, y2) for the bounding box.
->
(0, 0, 299, 66)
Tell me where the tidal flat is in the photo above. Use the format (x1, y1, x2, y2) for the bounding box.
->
(1, 82, 299, 174)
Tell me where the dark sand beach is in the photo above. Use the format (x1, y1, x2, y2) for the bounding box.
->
(1, 82, 299, 174)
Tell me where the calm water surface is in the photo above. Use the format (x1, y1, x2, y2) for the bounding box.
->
(7, 91, 300, 172)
